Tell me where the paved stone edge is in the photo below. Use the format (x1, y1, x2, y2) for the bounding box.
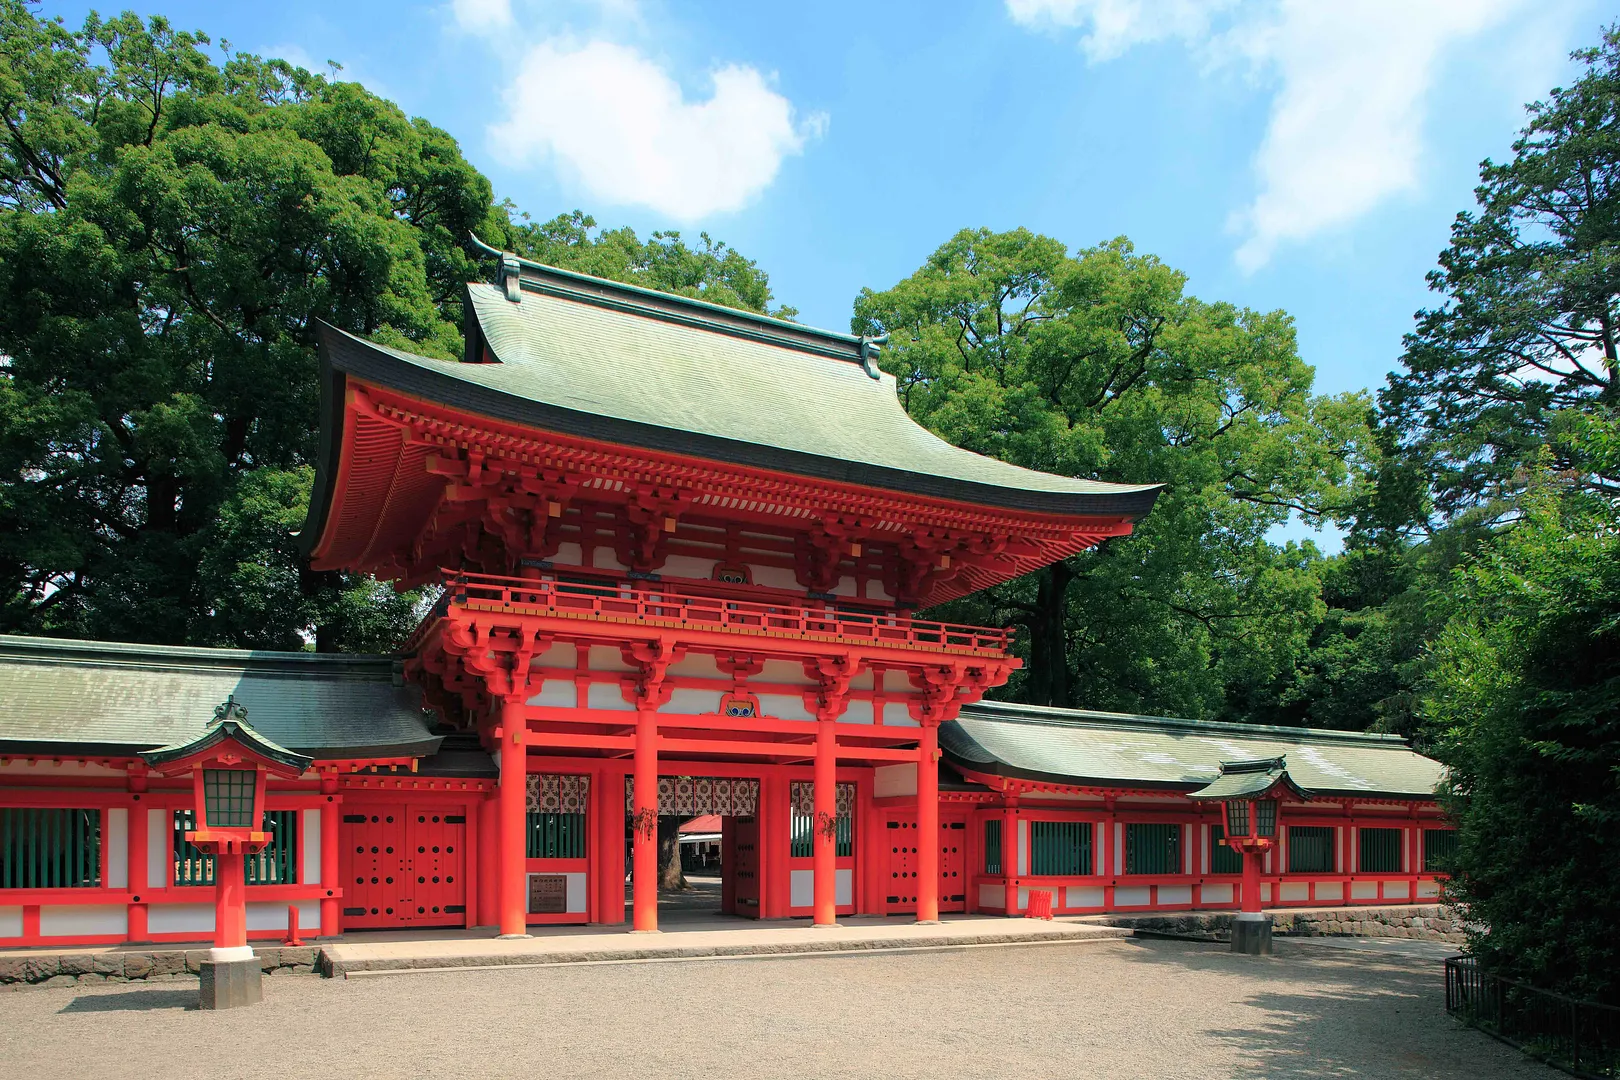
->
(1094, 905, 1466, 944)
(324, 926, 1131, 975)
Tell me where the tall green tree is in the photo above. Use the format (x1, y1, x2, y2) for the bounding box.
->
(1424, 466, 1620, 1004)
(0, 3, 788, 652)
(1383, 27, 1620, 523)
(854, 229, 1369, 718)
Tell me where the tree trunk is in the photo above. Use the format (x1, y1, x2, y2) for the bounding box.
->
(1024, 561, 1073, 707)
(657, 816, 688, 891)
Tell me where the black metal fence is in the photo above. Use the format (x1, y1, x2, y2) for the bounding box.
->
(1445, 955, 1620, 1078)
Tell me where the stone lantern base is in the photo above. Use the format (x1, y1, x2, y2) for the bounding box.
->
(1230, 912, 1273, 956)
(199, 949, 263, 1009)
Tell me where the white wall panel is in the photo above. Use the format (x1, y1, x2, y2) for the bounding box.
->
(756, 694, 813, 722)
(666, 653, 721, 678)
(1115, 886, 1150, 907)
(1384, 879, 1410, 899)
(660, 555, 717, 580)
(789, 869, 813, 908)
(1314, 881, 1343, 902)
(836, 869, 853, 906)
(147, 808, 166, 889)
(40, 905, 126, 937)
(1417, 880, 1440, 898)
(881, 702, 918, 726)
(530, 680, 579, 708)
(1351, 880, 1379, 900)
(1201, 883, 1233, 904)
(874, 764, 916, 798)
(1280, 883, 1309, 902)
(978, 883, 1004, 909)
(586, 682, 634, 710)
(551, 542, 583, 566)
(1064, 886, 1105, 908)
(750, 564, 800, 591)
(588, 645, 634, 672)
(106, 808, 128, 889)
(1016, 820, 1028, 876)
(591, 546, 628, 571)
(662, 688, 724, 715)
(148, 903, 215, 935)
(246, 900, 319, 932)
(301, 809, 321, 885)
(1158, 885, 1192, 907)
(566, 872, 588, 913)
(0, 906, 21, 937)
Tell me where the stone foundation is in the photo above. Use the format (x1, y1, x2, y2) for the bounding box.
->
(0, 946, 320, 988)
(1100, 904, 1466, 944)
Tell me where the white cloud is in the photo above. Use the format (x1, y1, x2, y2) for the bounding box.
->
(1007, 0, 1235, 60)
(1008, 0, 1533, 271)
(488, 39, 824, 220)
(451, 0, 513, 34)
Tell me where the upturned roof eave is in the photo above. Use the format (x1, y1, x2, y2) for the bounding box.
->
(309, 322, 1164, 524)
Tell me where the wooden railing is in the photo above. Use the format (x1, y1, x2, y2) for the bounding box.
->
(439, 570, 1013, 656)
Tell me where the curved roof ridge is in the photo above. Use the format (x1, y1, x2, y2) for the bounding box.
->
(0, 634, 402, 674)
(960, 699, 1414, 748)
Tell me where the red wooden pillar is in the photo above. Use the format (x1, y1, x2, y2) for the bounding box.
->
(813, 719, 837, 926)
(916, 722, 940, 923)
(631, 707, 658, 932)
(594, 767, 626, 925)
(1002, 796, 1019, 916)
(320, 773, 340, 937)
(498, 696, 530, 938)
(214, 850, 248, 951)
(1241, 848, 1263, 914)
(477, 794, 499, 927)
(760, 772, 789, 919)
(128, 801, 149, 942)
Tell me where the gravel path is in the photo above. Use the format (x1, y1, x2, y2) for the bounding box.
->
(0, 937, 1550, 1080)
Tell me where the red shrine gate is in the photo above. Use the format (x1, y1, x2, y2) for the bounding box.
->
(298, 251, 1159, 936)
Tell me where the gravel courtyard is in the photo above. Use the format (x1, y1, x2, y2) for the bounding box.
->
(0, 937, 1549, 1080)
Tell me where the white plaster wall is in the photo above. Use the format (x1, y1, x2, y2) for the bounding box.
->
(1280, 883, 1310, 902)
(661, 554, 717, 580)
(1158, 885, 1192, 907)
(147, 809, 166, 890)
(532, 641, 576, 668)
(301, 809, 321, 885)
(1261, 884, 1273, 902)
(1016, 820, 1029, 876)
(874, 764, 917, 798)
(1417, 880, 1440, 898)
(978, 883, 1004, 909)
(880, 670, 912, 693)
(1115, 886, 1150, 907)
(865, 579, 894, 602)
(40, 905, 127, 937)
(849, 671, 875, 691)
(749, 564, 800, 591)
(588, 645, 634, 672)
(586, 682, 633, 710)
(667, 653, 721, 678)
(1351, 880, 1379, 900)
(106, 808, 128, 889)
(830, 575, 858, 597)
(1114, 823, 1123, 875)
(246, 900, 319, 932)
(148, 903, 214, 935)
(1350, 828, 1358, 873)
(758, 660, 813, 686)
(756, 694, 814, 721)
(1385, 880, 1410, 899)
(530, 680, 579, 708)
(1315, 881, 1343, 902)
(787, 871, 856, 910)
(551, 542, 583, 566)
(881, 702, 918, 726)
(566, 871, 587, 914)
(837, 868, 853, 906)
(662, 688, 724, 715)
(1336, 826, 1346, 873)
(1065, 886, 1105, 908)
(1201, 883, 1234, 904)
(0, 906, 20, 937)
(1200, 826, 1210, 875)
(592, 546, 628, 571)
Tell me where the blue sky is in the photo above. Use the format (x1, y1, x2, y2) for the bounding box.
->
(50, 1, 1612, 389)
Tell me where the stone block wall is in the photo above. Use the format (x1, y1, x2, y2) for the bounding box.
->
(0, 946, 320, 988)
(1100, 904, 1466, 944)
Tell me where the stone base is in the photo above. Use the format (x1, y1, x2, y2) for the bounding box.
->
(199, 957, 263, 1009)
(1230, 915, 1273, 956)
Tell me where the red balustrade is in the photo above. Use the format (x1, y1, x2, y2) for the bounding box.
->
(438, 571, 1012, 656)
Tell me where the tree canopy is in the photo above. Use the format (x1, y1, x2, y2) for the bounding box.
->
(0, 2, 787, 651)
(853, 229, 1370, 718)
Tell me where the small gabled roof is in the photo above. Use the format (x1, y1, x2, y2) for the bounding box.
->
(941, 701, 1442, 800)
(308, 257, 1161, 521)
(0, 636, 439, 760)
(1186, 757, 1311, 802)
(142, 713, 313, 777)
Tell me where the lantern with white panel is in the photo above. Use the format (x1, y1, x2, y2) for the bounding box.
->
(1188, 757, 1311, 955)
(141, 696, 312, 1008)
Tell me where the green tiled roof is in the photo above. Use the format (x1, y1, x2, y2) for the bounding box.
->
(310, 261, 1161, 519)
(143, 716, 314, 774)
(943, 701, 1442, 799)
(0, 636, 439, 760)
(1186, 758, 1311, 801)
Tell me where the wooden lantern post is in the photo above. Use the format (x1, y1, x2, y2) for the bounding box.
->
(142, 696, 312, 1007)
(1188, 757, 1311, 956)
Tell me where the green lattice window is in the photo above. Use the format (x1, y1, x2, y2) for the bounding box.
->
(527, 813, 587, 859)
(174, 809, 296, 885)
(1288, 825, 1335, 873)
(1030, 820, 1091, 876)
(984, 819, 1002, 875)
(0, 808, 101, 888)
(1423, 828, 1457, 873)
(1210, 825, 1243, 874)
(1359, 827, 1403, 873)
(1124, 823, 1180, 875)
(789, 808, 853, 858)
(202, 769, 256, 827)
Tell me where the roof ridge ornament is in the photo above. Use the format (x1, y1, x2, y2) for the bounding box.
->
(211, 694, 248, 727)
(858, 334, 888, 379)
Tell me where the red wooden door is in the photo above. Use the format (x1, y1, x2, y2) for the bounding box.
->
(939, 818, 967, 913)
(339, 804, 466, 930)
(731, 815, 761, 919)
(884, 814, 966, 914)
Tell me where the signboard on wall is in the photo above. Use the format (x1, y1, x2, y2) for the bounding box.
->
(528, 873, 568, 914)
